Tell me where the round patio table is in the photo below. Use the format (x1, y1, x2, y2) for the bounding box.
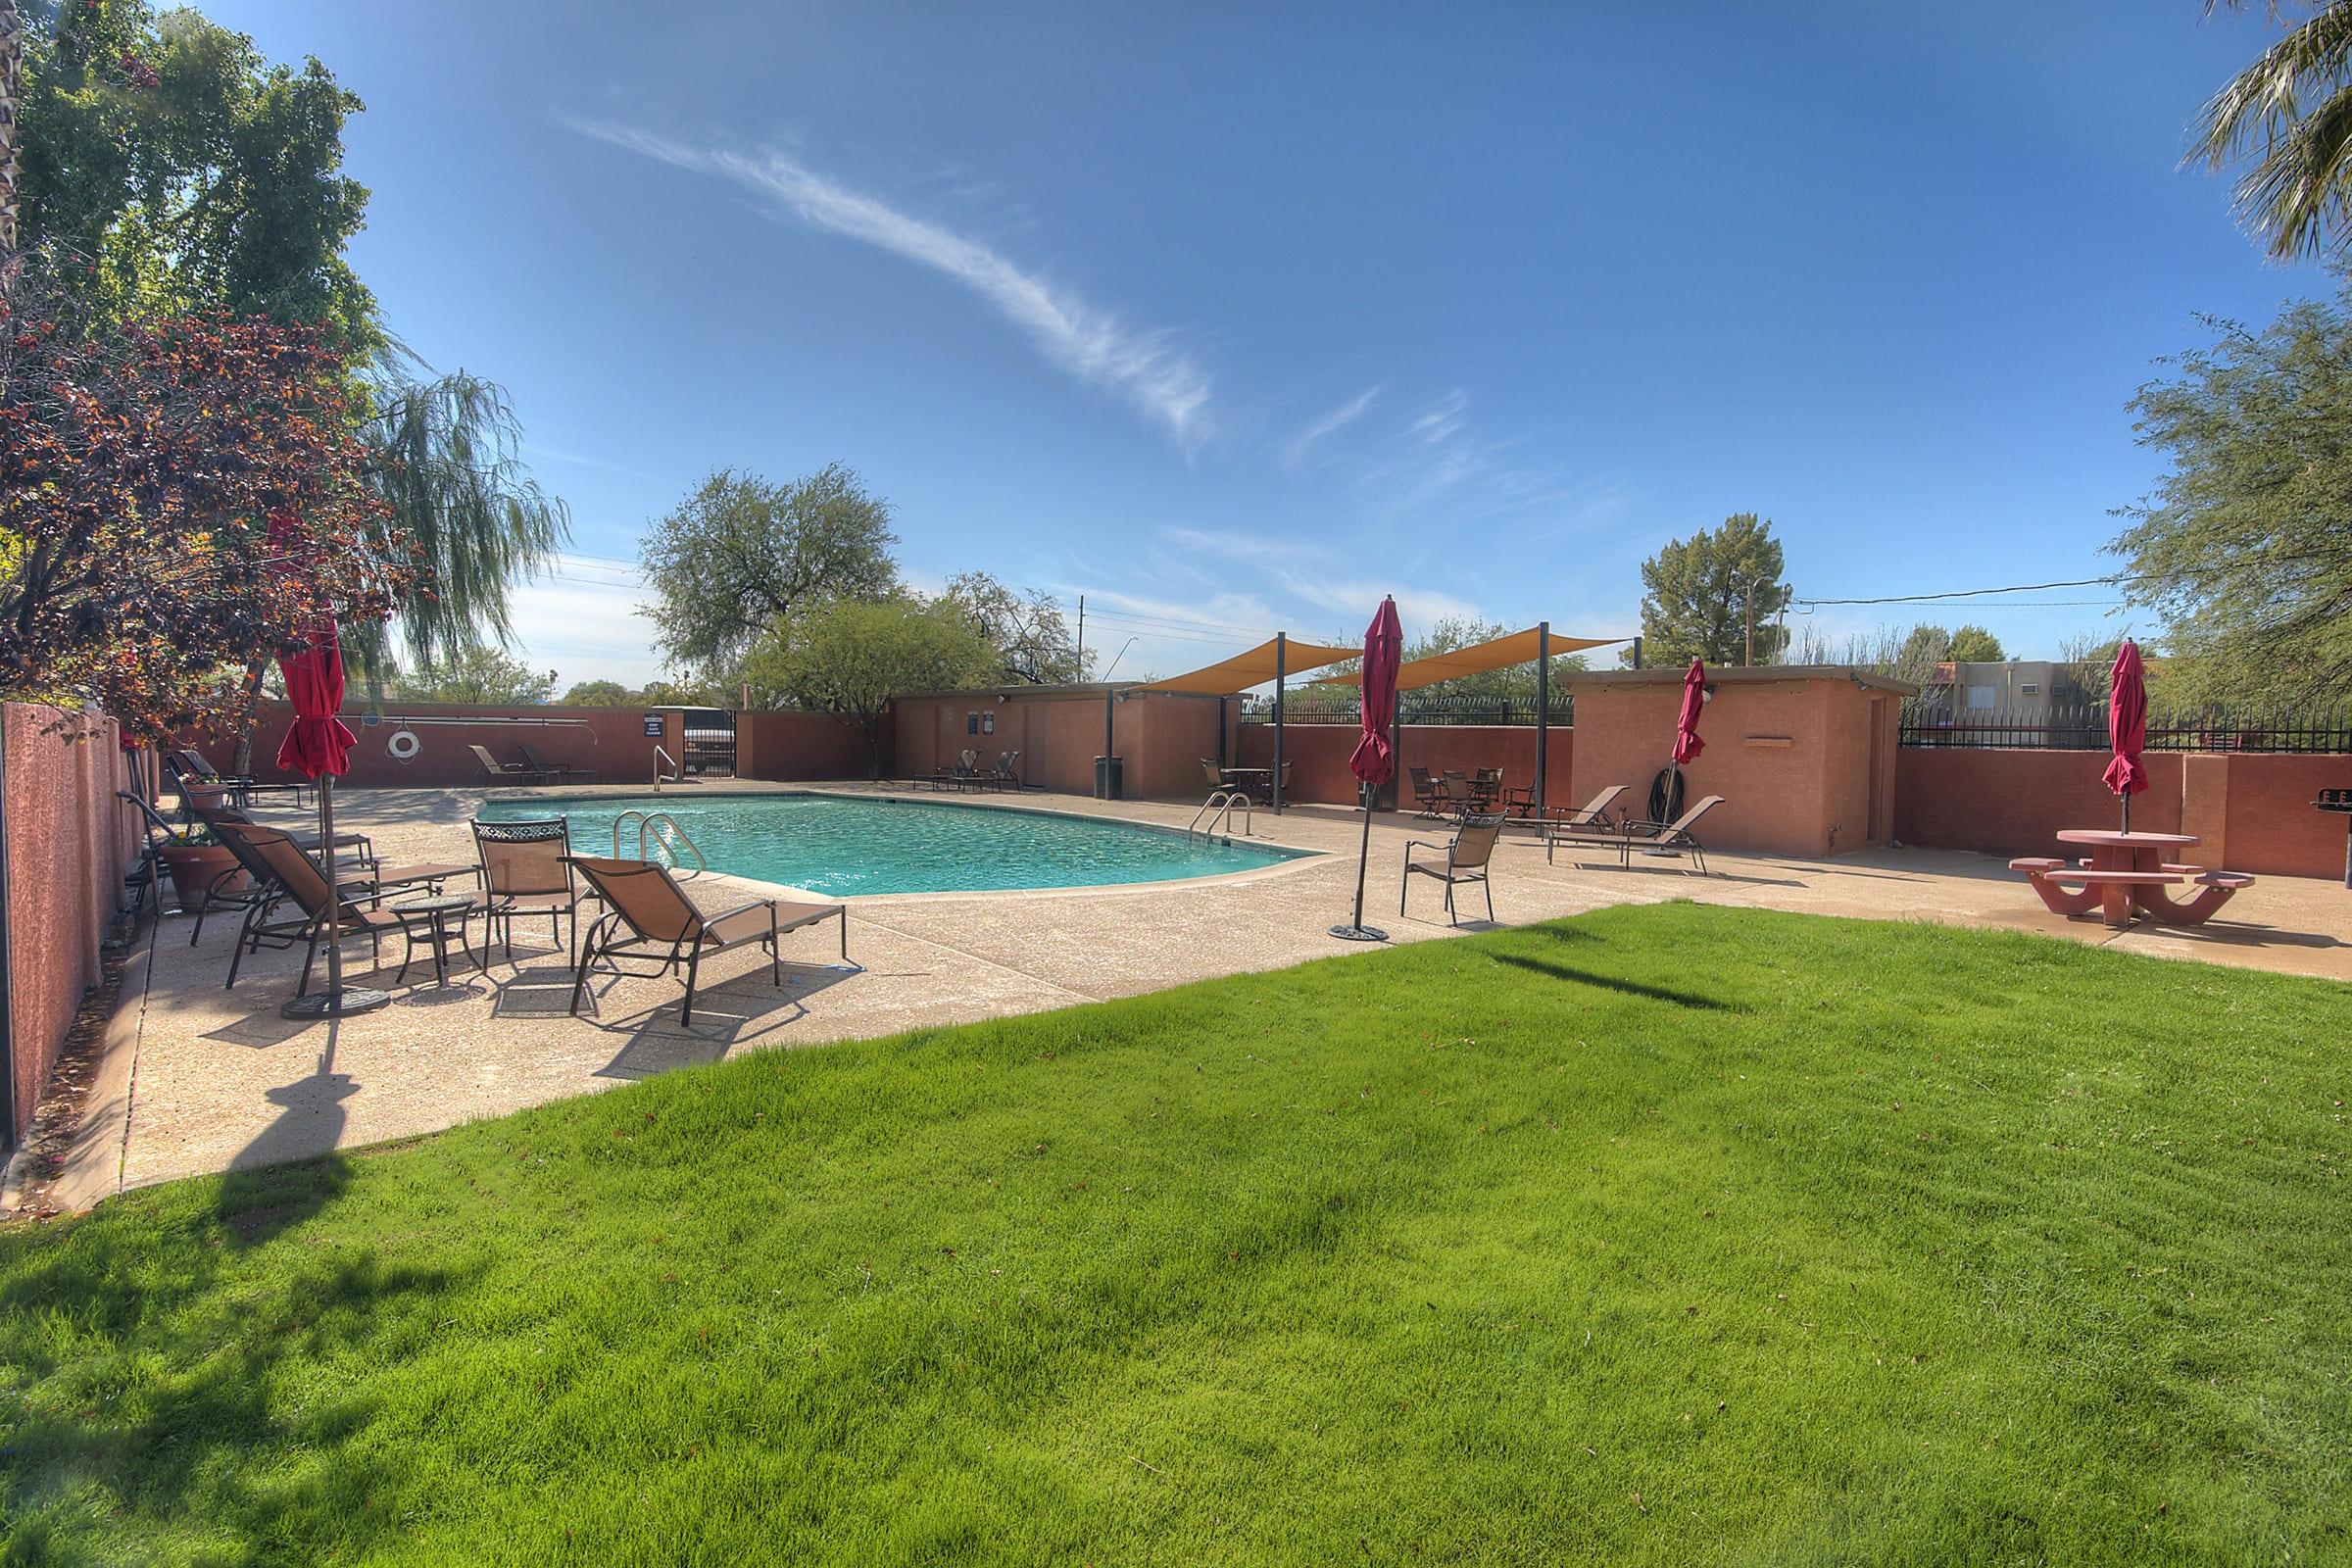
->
(2050, 829, 2208, 926)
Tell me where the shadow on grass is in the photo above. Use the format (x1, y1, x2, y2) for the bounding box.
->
(1490, 950, 1735, 1010)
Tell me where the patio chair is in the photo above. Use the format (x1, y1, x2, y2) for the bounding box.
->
(1407, 766, 1457, 818)
(518, 743, 597, 785)
(564, 856, 851, 1025)
(469, 744, 553, 786)
(118, 790, 173, 914)
(1200, 758, 1226, 792)
(209, 821, 476, 993)
(1400, 812, 1505, 926)
(1469, 767, 1505, 811)
(471, 816, 579, 962)
(987, 751, 1023, 790)
(165, 748, 309, 812)
(930, 749, 985, 792)
(1617, 794, 1726, 875)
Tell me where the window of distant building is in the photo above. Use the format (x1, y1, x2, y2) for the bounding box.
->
(2020, 682, 2039, 696)
(1967, 685, 1996, 710)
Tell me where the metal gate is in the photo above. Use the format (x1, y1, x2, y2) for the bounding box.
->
(679, 710, 737, 778)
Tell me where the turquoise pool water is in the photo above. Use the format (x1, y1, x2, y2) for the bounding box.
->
(476, 793, 1308, 897)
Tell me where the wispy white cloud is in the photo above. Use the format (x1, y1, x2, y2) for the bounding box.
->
(1406, 388, 1470, 446)
(567, 119, 1212, 448)
(1283, 383, 1386, 469)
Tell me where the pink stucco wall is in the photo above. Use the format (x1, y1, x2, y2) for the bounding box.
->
(5, 705, 139, 1142)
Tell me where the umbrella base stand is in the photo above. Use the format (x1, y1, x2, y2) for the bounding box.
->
(1328, 922, 1389, 943)
(281, 986, 391, 1020)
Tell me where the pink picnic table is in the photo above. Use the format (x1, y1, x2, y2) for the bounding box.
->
(2010, 829, 2253, 929)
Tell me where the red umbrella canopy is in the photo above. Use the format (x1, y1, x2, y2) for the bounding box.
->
(1672, 658, 1708, 765)
(273, 623, 356, 781)
(2101, 639, 2149, 799)
(1349, 598, 1403, 787)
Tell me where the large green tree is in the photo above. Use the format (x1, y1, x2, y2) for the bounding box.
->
(743, 596, 1000, 776)
(641, 466, 901, 679)
(1896, 623, 2005, 667)
(16, 0, 375, 342)
(2112, 290, 2352, 703)
(2191, 1, 2352, 262)
(1629, 514, 1791, 666)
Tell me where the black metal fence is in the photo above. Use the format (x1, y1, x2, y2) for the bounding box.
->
(679, 710, 738, 776)
(1900, 701, 2352, 754)
(1239, 693, 1575, 728)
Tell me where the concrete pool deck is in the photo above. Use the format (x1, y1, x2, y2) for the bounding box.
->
(30, 781, 2352, 1209)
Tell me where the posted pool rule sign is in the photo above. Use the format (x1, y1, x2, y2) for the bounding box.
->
(643, 712, 663, 738)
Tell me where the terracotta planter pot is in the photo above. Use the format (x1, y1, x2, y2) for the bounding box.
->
(161, 843, 246, 906)
(181, 782, 236, 810)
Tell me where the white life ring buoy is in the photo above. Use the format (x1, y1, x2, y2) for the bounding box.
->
(386, 728, 422, 761)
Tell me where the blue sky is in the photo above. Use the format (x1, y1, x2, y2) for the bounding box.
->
(212, 0, 2328, 686)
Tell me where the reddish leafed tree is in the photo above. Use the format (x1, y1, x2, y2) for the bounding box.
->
(0, 248, 417, 740)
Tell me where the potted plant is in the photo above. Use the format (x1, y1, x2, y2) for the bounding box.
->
(158, 823, 246, 907)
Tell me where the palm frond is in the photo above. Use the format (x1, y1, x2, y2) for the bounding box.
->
(2190, 2, 2352, 258)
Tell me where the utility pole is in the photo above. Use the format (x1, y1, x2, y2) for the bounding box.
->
(1075, 595, 1085, 680)
(1742, 580, 1756, 667)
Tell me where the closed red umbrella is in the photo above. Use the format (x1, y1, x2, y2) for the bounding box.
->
(1659, 657, 1706, 823)
(2102, 639, 2149, 832)
(1333, 597, 1401, 942)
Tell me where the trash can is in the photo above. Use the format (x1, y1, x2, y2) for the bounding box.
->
(1094, 755, 1124, 801)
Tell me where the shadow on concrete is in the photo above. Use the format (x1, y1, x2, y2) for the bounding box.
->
(557, 961, 860, 1080)
(2123, 918, 2346, 954)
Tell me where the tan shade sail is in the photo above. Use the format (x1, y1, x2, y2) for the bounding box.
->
(1324, 626, 1623, 692)
(1133, 637, 1361, 695)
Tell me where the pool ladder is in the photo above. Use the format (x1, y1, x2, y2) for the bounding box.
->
(1186, 789, 1253, 845)
(613, 809, 707, 873)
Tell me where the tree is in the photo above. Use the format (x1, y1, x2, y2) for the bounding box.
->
(1629, 514, 1791, 666)
(938, 570, 1086, 684)
(384, 647, 556, 706)
(0, 249, 413, 739)
(1893, 623, 2005, 667)
(562, 678, 637, 707)
(640, 466, 900, 677)
(2056, 634, 2128, 705)
(743, 596, 1001, 776)
(16, 0, 375, 343)
(2190, 1, 2352, 262)
(2112, 290, 2352, 703)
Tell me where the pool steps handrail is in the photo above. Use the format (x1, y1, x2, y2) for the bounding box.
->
(611, 808, 707, 874)
(653, 746, 680, 789)
(1187, 789, 1253, 845)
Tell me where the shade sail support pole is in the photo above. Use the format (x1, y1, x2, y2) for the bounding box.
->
(1534, 620, 1550, 821)
(1272, 633, 1287, 815)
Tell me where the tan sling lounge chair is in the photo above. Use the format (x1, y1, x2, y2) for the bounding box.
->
(565, 856, 852, 1025)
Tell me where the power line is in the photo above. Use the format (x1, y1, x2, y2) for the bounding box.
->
(1793, 573, 2154, 608)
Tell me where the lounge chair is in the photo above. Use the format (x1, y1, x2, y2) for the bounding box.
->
(471, 817, 579, 961)
(469, 744, 554, 786)
(564, 856, 851, 1025)
(165, 748, 309, 811)
(118, 791, 173, 913)
(518, 744, 597, 785)
(1400, 812, 1505, 926)
(172, 795, 377, 941)
(1617, 794, 1725, 875)
(1537, 785, 1632, 863)
(929, 749, 984, 792)
(209, 821, 477, 992)
(987, 750, 1023, 790)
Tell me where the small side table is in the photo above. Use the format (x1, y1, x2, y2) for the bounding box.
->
(390, 895, 484, 986)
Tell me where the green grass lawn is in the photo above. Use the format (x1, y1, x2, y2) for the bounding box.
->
(2, 904, 2348, 1565)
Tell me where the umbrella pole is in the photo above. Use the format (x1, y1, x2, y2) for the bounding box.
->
(283, 770, 390, 1019)
(1330, 780, 1388, 942)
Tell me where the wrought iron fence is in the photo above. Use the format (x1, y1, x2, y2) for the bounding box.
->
(679, 709, 738, 776)
(1900, 701, 2352, 754)
(1239, 693, 1574, 727)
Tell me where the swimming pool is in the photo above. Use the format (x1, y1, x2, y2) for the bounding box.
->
(476, 792, 1310, 897)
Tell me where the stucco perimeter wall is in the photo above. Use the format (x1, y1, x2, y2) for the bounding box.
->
(738, 711, 884, 781)
(196, 703, 684, 791)
(1565, 672, 1904, 858)
(1236, 724, 1576, 808)
(4, 705, 139, 1142)
(1896, 748, 2350, 879)
(893, 690, 1234, 799)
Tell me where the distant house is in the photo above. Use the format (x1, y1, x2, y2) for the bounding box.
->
(1926, 661, 2095, 720)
